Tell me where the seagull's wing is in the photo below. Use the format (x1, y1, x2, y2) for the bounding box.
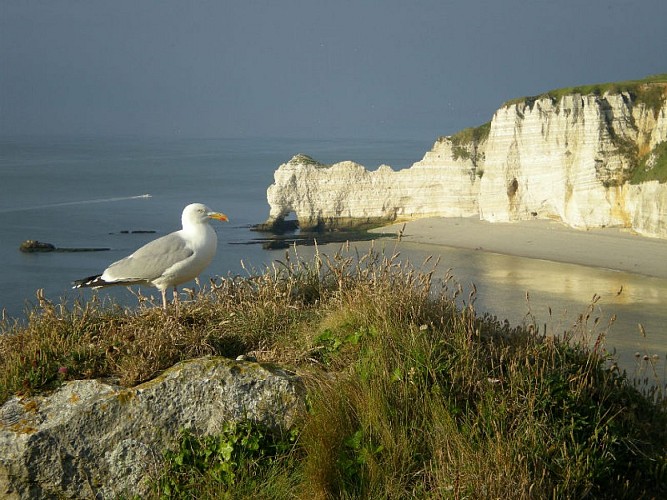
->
(102, 232, 194, 283)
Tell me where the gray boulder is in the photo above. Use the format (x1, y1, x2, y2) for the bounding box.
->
(0, 356, 305, 499)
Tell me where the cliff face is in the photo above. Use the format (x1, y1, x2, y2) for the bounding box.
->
(265, 150, 479, 230)
(479, 92, 667, 233)
(264, 82, 667, 238)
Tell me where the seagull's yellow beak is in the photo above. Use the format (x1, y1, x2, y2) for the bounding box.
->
(208, 212, 229, 222)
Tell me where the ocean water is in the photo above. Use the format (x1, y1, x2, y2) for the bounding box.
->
(1, 136, 665, 383)
(0, 136, 431, 317)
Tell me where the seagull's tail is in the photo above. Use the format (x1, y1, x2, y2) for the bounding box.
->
(72, 275, 145, 289)
(72, 274, 105, 289)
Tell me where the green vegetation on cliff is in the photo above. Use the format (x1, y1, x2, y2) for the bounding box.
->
(449, 121, 491, 146)
(504, 73, 667, 113)
(1, 247, 666, 498)
(500, 74, 667, 185)
(448, 121, 491, 162)
(630, 140, 667, 184)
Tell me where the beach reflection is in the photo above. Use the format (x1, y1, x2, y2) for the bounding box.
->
(476, 252, 666, 307)
(299, 239, 667, 387)
(411, 241, 667, 388)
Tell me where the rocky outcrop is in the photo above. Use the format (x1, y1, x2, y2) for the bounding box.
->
(265, 151, 480, 231)
(18, 240, 56, 252)
(18, 240, 110, 253)
(0, 357, 305, 499)
(263, 81, 667, 238)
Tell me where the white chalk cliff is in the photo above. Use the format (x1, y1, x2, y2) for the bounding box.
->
(264, 80, 667, 238)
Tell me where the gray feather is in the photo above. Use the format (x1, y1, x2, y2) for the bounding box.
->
(104, 233, 194, 282)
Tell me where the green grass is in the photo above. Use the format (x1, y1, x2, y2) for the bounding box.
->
(629, 141, 667, 184)
(504, 73, 667, 114)
(500, 74, 667, 185)
(449, 121, 491, 146)
(447, 122, 491, 162)
(156, 421, 301, 499)
(1, 246, 666, 498)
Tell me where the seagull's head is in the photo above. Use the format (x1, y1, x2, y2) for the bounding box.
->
(182, 203, 229, 227)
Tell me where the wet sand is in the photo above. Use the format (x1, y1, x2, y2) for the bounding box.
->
(374, 217, 667, 279)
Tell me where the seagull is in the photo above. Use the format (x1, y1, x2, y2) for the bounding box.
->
(73, 203, 229, 309)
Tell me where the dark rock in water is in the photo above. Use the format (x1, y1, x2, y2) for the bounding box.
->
(254, 219, 299, 235)
(19, 240, 55, 252)
(19, 240, 110, 253)
(248, 221, 391, 249)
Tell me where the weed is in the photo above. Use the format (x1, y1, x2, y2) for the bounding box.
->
(504, 73, 667, 112)
(155, 421, 300, 499)
(1, 246, 665, 498)
(630, 140, 667, 183)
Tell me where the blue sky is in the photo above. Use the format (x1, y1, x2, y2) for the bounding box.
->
(1, 0, 665, 139)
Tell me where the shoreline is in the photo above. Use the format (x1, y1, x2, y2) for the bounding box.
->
(373, 217, 667, 280)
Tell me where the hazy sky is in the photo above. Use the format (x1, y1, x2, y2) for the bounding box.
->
(1, 0, 665, 140)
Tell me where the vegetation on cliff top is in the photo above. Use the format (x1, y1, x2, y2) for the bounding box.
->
(447, 121, 491, 163)
(1, 245, 666, 498)
(504, 73, 667, 111)
(498, 74, 667, 184)
(448, 121, 491, 146)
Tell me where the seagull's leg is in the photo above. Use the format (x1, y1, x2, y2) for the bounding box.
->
(173, 286, 180, 314)
(161, 289, 168, 310)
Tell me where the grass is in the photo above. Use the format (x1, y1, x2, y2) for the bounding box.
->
(1, 245, 666, 498)
(449, 121, 492, 145)
(504, 73, 667, 113)
(500, 74, 667, 185)
(629, 140, 667, 184)
(442, 122, 491, 164)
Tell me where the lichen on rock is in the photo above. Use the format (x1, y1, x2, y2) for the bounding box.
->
(0, 356, 305, 499)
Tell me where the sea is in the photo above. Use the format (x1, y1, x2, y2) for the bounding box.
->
(1, 136, 665, 387)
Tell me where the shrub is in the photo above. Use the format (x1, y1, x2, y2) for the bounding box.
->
(1, 246, 665, 498)
(156, 421, 300, 499)
(630, 141, 667, 184)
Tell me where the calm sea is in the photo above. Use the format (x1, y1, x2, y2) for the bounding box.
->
(1, 136, 665, 384)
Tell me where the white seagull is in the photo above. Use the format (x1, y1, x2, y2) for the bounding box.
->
(73, 203, 229, 309)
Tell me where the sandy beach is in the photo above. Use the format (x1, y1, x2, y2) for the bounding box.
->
(375, 217, 667, 280)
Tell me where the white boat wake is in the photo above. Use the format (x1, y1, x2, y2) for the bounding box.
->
(0, 194, 152, 213)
